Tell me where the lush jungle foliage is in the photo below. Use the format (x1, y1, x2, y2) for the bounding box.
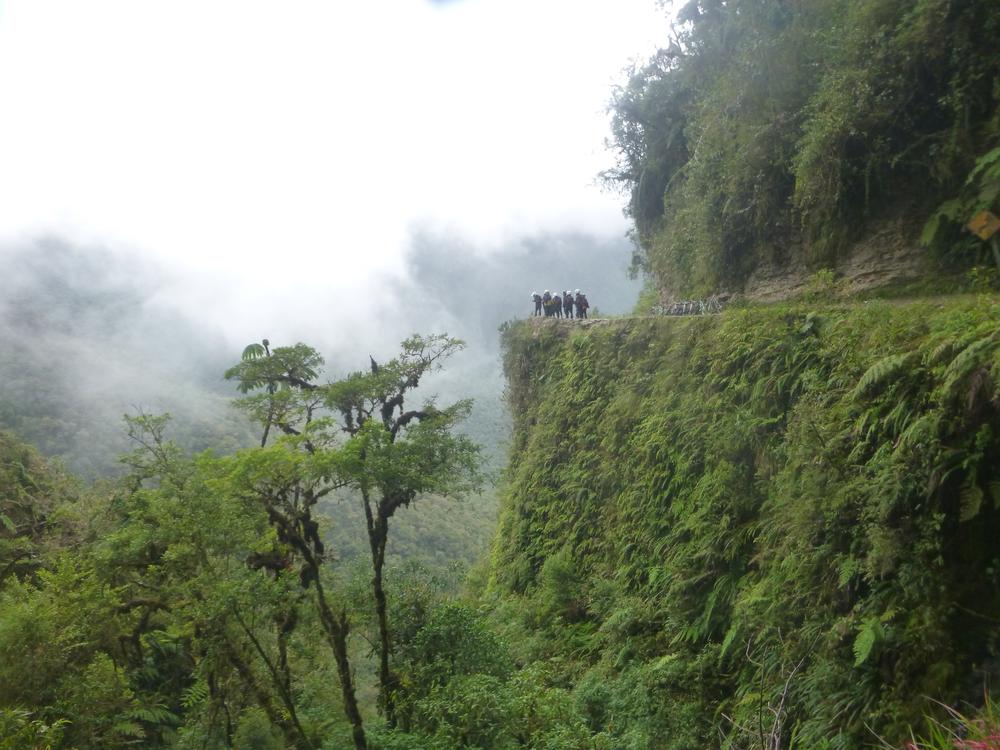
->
(7, 298, 1000, 748)
(6, 3, 1000, 745)
(0, 337, 498, 748)
(491, 297, 1000, 749)
(0, 338, 602, 750)
(606, 0, 1000, 295)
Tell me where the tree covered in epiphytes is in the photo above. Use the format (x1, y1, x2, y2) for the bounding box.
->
(606, 0, 1000, 296)
(225, 334, 483, 728)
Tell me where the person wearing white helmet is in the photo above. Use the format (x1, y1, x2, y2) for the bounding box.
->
(574, 289, 589, 319)
(562, 290, 573, 319)
(531, 291, 542, 317)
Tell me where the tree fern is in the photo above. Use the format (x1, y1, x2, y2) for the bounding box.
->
(942, 335, 998, 400)
(181, 680, 209, 710)
(851, 353, 918, 401)
(112, 720, 146, 739)
(241, 342, 266, 361)
(853, 620, 879, 667)
(960, 482, 984, 522)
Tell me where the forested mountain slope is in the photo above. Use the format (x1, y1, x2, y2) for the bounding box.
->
(3, 1, 1000, 747)
(488, 298, 1000, 748)
(462, 8, 1000, 741)
(0, 240, 258, 477)
(607, 0, 1000, 301)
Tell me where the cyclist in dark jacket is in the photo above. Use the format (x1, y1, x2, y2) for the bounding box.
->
(562, 291, 573, 318)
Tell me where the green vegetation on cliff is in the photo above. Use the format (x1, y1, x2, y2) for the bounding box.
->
(491, 298, 1000, 748)
(606, 0, 1000, 295)
(6, 298, 1000, 749)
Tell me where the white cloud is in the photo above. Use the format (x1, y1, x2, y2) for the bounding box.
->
(0, 0, 670, 339)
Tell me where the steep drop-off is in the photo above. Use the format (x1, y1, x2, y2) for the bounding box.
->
(490, 298, 1000, 748)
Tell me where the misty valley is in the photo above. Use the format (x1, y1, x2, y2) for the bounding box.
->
(4, 0, 1000, 749)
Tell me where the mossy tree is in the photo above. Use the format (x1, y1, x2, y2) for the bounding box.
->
(225, 334, 482, 733)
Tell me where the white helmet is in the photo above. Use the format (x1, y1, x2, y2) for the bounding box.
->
(532, 291, 538, 296)
(544, 289, 550, 294)
(574, 289, 581, 294)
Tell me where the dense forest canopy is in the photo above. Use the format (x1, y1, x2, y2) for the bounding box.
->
(0, 338, 491, 749)
(606, 0, 1000, 296)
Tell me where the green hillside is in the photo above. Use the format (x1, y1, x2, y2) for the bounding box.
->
(489, 299, 1000, 748)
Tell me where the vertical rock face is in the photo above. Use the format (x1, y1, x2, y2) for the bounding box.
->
(740, 216, 932, 302)
(656, 215, 934, 306)
(493, 298, 1000, 747)
(833, 218, 934, 294)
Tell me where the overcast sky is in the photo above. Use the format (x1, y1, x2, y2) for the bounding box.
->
(0, 0, 672, 345)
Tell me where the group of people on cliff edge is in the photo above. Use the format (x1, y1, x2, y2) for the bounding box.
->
(531, 290, 590, 319)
